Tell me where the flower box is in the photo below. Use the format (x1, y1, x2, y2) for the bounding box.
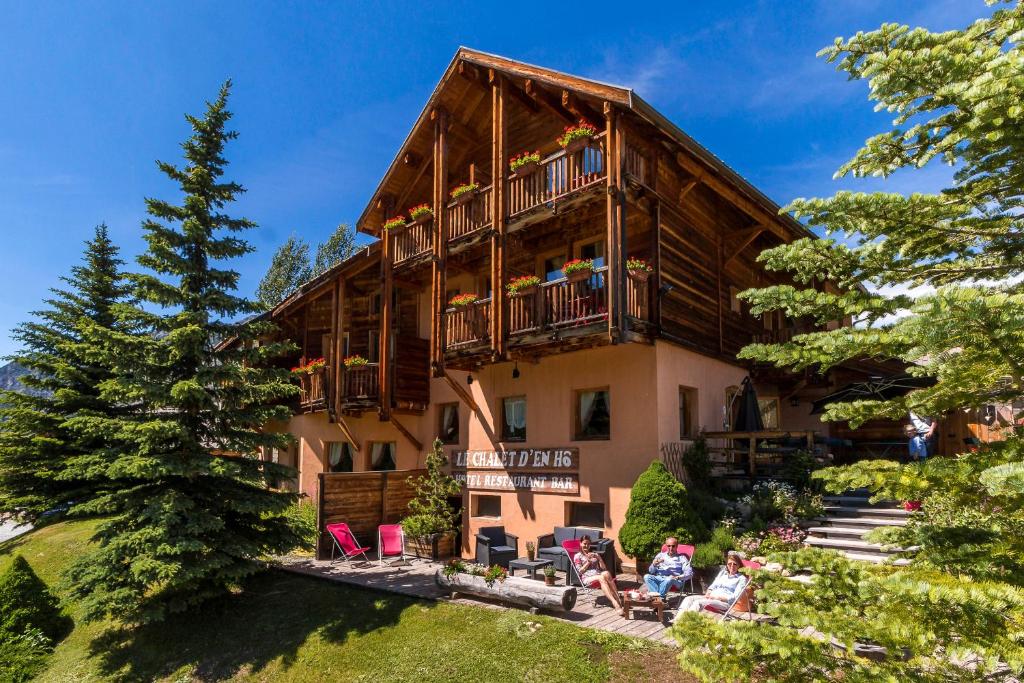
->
(449, 182, 479, 206)
(558, 120, 598, 155)
(506, 275, 541, 297)
(562, 258, 594, 283)
(408, 204, 433, 225)
(382, 216, 406, 232)
(343, 355, 368, 369)
(510, 151, 542, 178)
(626, 257, 653, 282)
(448, 293, 479, 308)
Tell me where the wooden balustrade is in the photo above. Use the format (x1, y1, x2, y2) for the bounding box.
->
(507, 267, 609, 336)
(444, 298, 491, 349)
(342, 362, 380, 402)
(507, 132, 606, 218)
(446, 185, 493, 243)
(299, 370, 326, 408)
(392, 221, 433, 264)
(623, 142, 651, 186)
(625, 274, 649, 320)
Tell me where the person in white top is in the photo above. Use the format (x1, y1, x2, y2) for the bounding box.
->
(907, 411, 937, 461)
(673, 552, 748, 621)
(643, 537, 693, 598)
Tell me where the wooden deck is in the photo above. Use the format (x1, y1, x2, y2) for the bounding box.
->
(276, 554, 677, 646)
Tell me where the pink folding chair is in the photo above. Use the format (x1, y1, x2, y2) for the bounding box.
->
(562, 539, 606, 605)
(325, 522, 371, 565)
(660, 543, 696, 606)
(703, 559, 760, 621)
(377, 524, 407, 567)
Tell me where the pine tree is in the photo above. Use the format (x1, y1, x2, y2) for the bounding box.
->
(65, 82, 300, 624)
(0, 225, 129, 522)
(255, 235, 311, 310)
(401, 439, 461, 541)
(312, 223, 357, 277)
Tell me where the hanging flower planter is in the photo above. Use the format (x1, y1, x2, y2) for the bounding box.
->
(449, 182, 479, 206)
(506, 275, 541, 297)
(626, 257, 654, 282)
(343, 355, 368, 369)
(408, 204, 433, 225)
(558, 120, 597, 155)
(509, 151, 542, 178)
(448, 293, 479, 308)
(292, 357, 326, 375)
(562, 258, 594, 284)
(382, 216, 406, 232)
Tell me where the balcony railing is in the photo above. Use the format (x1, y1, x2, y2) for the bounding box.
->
(623, 142, 653, 186)
(393, 221, 433, 265)
(342, 362, 379, 404)
(444, 297, 492, 349)
(299, 370, 326, 409)
(507, 132, 606, 218)
(446, 185, 493, 243)
(625, 273, 650, 321)
(509, 266, 609, 336)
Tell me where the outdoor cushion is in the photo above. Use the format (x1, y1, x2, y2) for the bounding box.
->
(478, 526, 506, 546)
(552, 526, 576, 545)
(490, 545, 515, 554)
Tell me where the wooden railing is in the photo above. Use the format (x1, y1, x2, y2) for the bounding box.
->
(299, 370, 326, 408)
(446, 185, 493, 243)
(508, 266, 609, 335)
(342, 363, 379, 403)
(623, 142, 652, 186)
(444, 297, 491, 349)
(393, 221, 433, 265)
(625, 274, 649, 320)
(507, 132, 607, 218)
(704, 430, 818, 477)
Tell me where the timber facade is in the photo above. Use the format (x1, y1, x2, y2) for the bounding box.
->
(254, 49, 900, 560)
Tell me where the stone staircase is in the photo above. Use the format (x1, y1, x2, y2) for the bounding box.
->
(804, 493, 912, 564)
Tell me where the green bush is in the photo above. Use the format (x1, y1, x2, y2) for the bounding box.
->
(782, 450, 822, 491)
(618, 461, 706, 560)
(0, 556, 71, 645)
(690, 525, 735, 568)
(689, 488, 726, 529)
(682, 438, 712, 488)
(283, 499, 318, 553)
(0, 629, 50, 683)
(402, 439, 461, 540)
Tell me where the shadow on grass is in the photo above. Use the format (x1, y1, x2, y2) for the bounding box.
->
(88, 568, 425, 681)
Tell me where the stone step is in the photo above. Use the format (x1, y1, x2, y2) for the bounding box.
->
(804, 535, 904, 555)
(815, 516, 907, 529)
(823, 505, 911, 519)
(806, 525, 874, 539)
(822, 495, 898, 508)
(841, 551, 912, 566)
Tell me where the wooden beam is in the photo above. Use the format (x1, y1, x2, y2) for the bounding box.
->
(723, 225, 767, 267)
(390, 415, 423, 452)
(493, 73, 539, 115)
(442, 370, 479, 413)
(562, 90, 602, 126)
(334, 414, 361, 452)
(457, 60, 485, 85)
(524, 79, 574, 123)
(403, 151, 422, 168)
(378, 195, 395, 421)
(605, 102, 619, 343)
(677, 178, 699, 205)
(491, 73, 507, 359)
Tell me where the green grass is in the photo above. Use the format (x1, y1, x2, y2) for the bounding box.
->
(1, 520, 671, 682)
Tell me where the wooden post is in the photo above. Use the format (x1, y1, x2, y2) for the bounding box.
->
(430, 108, 449, 375)
(717, 232, 724, 354)
(379, 197, 395, 421)
(651, 198, 661, 327)
(604, 102, 618, 342)
(616, 122, 627, 335)
(490, 71, 507, 359)
(748, 438, 757, 477)
(334, 277, 346, 416)
(301, 303, 309, 362)
(316, 472, 326, 560)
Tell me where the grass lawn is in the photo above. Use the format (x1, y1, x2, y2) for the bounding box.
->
(1, 520, 688, 682)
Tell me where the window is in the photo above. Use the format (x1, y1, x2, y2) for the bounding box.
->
(679, 386, 698, 438)
(369, 441, 396, 471)
(540, 253, 567, 282)
(729, 286, 742, 314)
(326, 442, 354, 473)
(501, 396, 527, 441)
(577, 239, 606, 269)
(758, 398, 780, 430)
(342, 332, 350, 358)
(438, 403, 460, 445)
(575, 388, 611, 440)
(473, 494, 501, 518)
(368, 330, 380, 363)
(370, 291, 382, 315)
(568, 502, 605, 528)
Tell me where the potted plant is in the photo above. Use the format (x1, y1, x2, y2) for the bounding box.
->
(526, 541, 536, 561)
(558, 120, 598, 154)
(506, 275, 541, 297)
(401, 439, 462, 561)
(626, 257, 653, 282)
(408, 203, 433, 225)
(448, 293, 479, 308)
(306, 357, 326, 373)
(509, 150, 542, 177)
(343, 354, 368, 369)
(543, 564, 557, 587)
(561, 258, 594, 284)
(449, 182, 479, 206)
(382, 216, 406, 232)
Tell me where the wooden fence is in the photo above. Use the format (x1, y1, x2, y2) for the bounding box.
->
(315, 469, 425, 560)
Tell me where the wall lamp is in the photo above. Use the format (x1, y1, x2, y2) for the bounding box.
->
(512, 362, 520, 380)
(658, 283, 675, 298)
(466, 374, 474, 385)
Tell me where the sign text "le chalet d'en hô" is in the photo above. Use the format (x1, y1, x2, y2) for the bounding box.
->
(448, 448, 579, 495)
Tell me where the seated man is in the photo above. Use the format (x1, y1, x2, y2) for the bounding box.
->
(643, 537, 692, 598)
(673, 552, 748, 621)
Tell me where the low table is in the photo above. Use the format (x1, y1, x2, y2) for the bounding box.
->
(621, 592, 665, 622)
(508, 557, 553, 580)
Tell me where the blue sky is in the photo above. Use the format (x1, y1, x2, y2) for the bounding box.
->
(0, 0, 984, 357)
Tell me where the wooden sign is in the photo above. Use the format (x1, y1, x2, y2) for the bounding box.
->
(451, 470, 580, 495)
(450, 448, 579, 471)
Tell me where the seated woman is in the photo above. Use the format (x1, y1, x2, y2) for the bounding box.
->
(673, 552, 748, 622)
(573, 535, 623, 611)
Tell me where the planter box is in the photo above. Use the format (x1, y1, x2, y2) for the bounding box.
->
(452, 189, 477, 206)
(627, 269, 651, 283)
(405, 533, 455, 562)
(411, 212, 433, 225)
(563, 137, 594, 155)
(512, 160, 541, 178)
(565, 268, 593, 284)
(509, 285, 538, 298)
(436, 571, 577, 612)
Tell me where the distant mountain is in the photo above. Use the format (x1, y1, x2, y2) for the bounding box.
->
(0, 361, 47, 397)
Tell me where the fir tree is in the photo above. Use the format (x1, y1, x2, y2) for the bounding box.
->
(312, 223, 357, 277)
(255, 235, 311, 310)
(401, 439, 461, 541)
(0, 224, 129, 522)
(65, 81, 300, 624)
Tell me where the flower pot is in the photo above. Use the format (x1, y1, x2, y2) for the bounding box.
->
(564, 137, 593, 155)
(526, 551, 535, 562)
(566, 268, 593, 284)
(627, 269, 651, 283)
(411, 212, 433, 225)
(544, 575, 556, 587)
(513, 160, 541, 178)
(509, 285, 537, 298)
(405, 533, 455, 562)
(453, 189, 477, 206)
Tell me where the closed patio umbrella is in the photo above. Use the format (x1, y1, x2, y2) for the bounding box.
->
(734, 377, 765, 432)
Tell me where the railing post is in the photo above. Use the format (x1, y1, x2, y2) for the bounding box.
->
(490, 71, 507, 360)
(604, 102, 619, 343)
(431, 108, 449, 375)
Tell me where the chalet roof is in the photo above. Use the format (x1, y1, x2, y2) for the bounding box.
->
(356, 47, 814, 242)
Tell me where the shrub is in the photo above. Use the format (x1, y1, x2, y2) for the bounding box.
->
(691, 525, 735, 568)
(689, 489, 726, 529)
(742, 480, 798, 524)
(782, 449, 822, 491)
(0, 628, 50, 683)
(618, 461, 706, 561)
(682, 437, 712, 488)
(402, 439, 461, 541)
(0, 556, 71, 645)
(283, 498, 318, 553)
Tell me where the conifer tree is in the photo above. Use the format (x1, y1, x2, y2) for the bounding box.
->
(0, 225, 129, 522)
(65, 82, 300, 624)
(312, 223, 357, 277)
(255, 235, 311, 310)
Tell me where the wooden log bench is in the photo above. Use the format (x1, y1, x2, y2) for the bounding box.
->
(435, 570, 577, 613)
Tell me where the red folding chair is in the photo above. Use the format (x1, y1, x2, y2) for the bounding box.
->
(377, 524, 407, 567)
(325, 522, 371, 565)
(703, 559, 760, 621)
(562, 540, 605, 605)
(661, 543, 696, 607)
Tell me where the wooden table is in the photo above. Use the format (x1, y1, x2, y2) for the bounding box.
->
(508, 557, 553, 581)
(621, 592, 665, 622)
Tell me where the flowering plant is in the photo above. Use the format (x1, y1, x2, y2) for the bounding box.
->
(449, 182, 479, 201)
(442, 558, 467, 579)
(626, 257, 653, 273)
(738, 524, 806, 555)
(509, 150, 541, 173)
(408, 204, 433, 221)
(561, 258, 594, 276)
(291, 358, 326, 375)
(343, 355, 368, 368)
(557, 120, 597, 148)
(448, 293, 478, 308)
(382, 216, 406, 231)
(483, 564, 508, 587)
(506, 274, 541, 295)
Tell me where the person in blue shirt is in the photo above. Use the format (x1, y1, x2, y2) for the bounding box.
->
(643, 537, 693, 598)
(673, 552, 749, 621)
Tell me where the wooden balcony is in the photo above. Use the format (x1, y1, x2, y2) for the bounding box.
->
(508, 266, 610, 339)
(444, 297, 492, 350)
(393, 221, 433, 266)
(447, 185, 493, 247)
(299, 371, 327, 411)
(342, 362, 380, 408)
(507, 132, 606, 229)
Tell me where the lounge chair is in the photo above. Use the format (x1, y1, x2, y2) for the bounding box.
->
(660, 543, 696, 607)
(377, 524, 406, 567)
(537, 526, 614, 573)
(326, 522, 371, 564)
(475, 526, 518, 568)
(703, 559, 761, 621)
(562, 539, 604, 604)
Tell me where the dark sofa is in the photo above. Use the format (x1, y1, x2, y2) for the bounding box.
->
(536, 525, 615, 574)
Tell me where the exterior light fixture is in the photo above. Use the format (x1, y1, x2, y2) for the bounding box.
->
(467, 374, 474, 385)
(512, 362, 520, 379)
